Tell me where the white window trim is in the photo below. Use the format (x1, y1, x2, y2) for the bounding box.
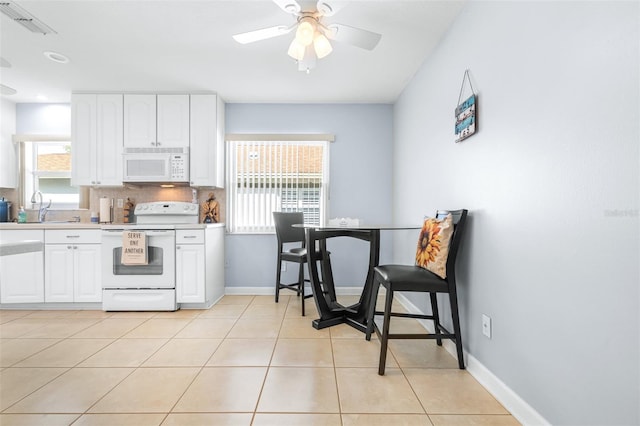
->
(15, 134, 81, 210)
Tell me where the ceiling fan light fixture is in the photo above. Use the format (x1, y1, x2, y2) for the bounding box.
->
(313, 33, 333, 59)
(287, 38, 306, 60)
(295, 18, 315, 46)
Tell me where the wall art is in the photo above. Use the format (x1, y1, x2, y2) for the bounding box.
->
(455, 69, 477, 143)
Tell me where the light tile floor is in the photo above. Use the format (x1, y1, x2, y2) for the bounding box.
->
(0, 295, 521, 425)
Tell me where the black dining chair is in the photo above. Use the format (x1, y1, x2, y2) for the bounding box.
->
(365, 209, 468, 375)
(273, 211, 318, 316)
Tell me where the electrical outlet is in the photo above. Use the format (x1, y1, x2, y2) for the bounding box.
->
(116, 198, 124, 208)
(482, 314, 492, 339)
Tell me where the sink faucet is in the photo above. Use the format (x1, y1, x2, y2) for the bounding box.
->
(30, 191, 52, 222)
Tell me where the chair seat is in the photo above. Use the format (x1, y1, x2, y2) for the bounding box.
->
(374, 265, 449, 293)
(282, 248, 328, 263)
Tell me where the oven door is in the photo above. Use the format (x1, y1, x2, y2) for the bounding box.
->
(102, 229, 175, 289)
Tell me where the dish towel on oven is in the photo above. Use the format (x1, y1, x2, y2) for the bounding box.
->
(121, 231, 148, 265)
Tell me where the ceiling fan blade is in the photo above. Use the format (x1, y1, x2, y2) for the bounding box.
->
(233, 25, 293, 44)
(316, 1, 346, 17)
(272, 0, 301, 15)
(0, 84, 17, 96)
(325, 23, 382, 50)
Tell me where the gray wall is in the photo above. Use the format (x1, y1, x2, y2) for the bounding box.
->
(392, 1, 639, 425)
(224, 103, 394, 289)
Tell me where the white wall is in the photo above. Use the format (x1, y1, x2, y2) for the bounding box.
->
(15, 103, 70, 134)
(224, 103, 394, 290)
(393, 1, 639, 425)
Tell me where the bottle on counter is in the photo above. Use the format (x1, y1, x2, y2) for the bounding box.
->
(18, 206, 27, 223)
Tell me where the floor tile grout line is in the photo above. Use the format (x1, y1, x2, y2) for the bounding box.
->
(328, 325, 345, 426)
(251, 294, 288, 423)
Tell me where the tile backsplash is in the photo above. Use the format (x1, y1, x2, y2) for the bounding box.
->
(0, 186, 225, 224)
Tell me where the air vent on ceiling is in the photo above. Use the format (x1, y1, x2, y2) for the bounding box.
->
(0, 1, 56, 35)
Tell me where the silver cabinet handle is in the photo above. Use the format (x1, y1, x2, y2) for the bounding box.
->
(66, 235, 80, 238)
(183, 235, 197, 239)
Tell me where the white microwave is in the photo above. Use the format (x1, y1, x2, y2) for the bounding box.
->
(123, 147, 189, 183)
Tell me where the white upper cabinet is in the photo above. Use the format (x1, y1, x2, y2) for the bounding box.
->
(190, 94, 225, 187)
(124, 94, 189, 148)
(157, 94, 190, 148)
(0, 100, 17, 188)
(71, 94, 123, 186)
(124, 94, 157, 148)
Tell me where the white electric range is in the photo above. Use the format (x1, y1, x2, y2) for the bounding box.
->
(101, 201, 199, 311)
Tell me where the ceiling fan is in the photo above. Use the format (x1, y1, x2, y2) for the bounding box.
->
(232, 0, 382, 73)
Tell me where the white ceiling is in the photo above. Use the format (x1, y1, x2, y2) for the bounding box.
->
(0, 0, 465, 104)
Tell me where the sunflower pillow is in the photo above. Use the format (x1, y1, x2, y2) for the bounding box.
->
(415, 213, 454, 278)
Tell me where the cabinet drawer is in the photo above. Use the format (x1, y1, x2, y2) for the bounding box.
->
(0, 229, 44, 243)
(45, 229, 102, 244)
(176, 229, 205, 244)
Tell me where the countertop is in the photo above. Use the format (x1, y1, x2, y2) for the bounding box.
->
(0, 222, 225, 230)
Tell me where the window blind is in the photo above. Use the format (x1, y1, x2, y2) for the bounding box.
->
(226, 138, 330, 233)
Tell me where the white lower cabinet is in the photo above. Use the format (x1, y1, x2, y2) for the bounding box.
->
(45, 230, 102, 303)
(175, 226, 224, 306)
(0, 230, 45, 304)
(176, 239, 205, 303)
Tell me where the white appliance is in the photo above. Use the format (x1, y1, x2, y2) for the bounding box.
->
(123, 147, 189, 183)
(101, 201, 199, 311)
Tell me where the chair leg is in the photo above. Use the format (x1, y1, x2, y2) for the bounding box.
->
(449, 291, 465, 369)
(378, 286, 394, 375)
(275, 255, 282, 303)
(430, 293, 442, 346)
(299, 262, 306, 316)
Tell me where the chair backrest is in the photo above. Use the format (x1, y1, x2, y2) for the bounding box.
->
(436, 209, 468, 280)
(273, 212, 305, 245)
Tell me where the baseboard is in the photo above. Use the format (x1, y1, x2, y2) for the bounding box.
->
(394, 293, 549, 426)
(223, 286, 364, 296)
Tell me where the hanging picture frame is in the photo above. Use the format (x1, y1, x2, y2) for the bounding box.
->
(455, 69, 477, 143)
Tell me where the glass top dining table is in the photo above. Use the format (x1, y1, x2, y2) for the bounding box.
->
(293, 224, 421, 333)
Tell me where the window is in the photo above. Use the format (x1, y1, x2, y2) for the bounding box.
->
(21, 139, 79, 209)
(226, 136, 331, 233)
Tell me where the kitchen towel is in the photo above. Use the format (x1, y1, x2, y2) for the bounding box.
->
(121, 231, 148, 265)
(99, 198, 112, 223)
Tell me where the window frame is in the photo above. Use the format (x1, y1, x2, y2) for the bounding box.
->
(15, 134, 84, 210)
(225, 134, 333, 234)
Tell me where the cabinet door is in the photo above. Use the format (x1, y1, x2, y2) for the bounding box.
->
(157, 94, 190, 148)
(71, 94, 97, 186)
(190, 94, 223, 187)
(96, 94, 123, 186)
(74, 244, 102, 302)
(45, 245, 74, 302)
(124, 94, 157, 148)
(1, 251, 45, 303)
(176, 244, 205, 303)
